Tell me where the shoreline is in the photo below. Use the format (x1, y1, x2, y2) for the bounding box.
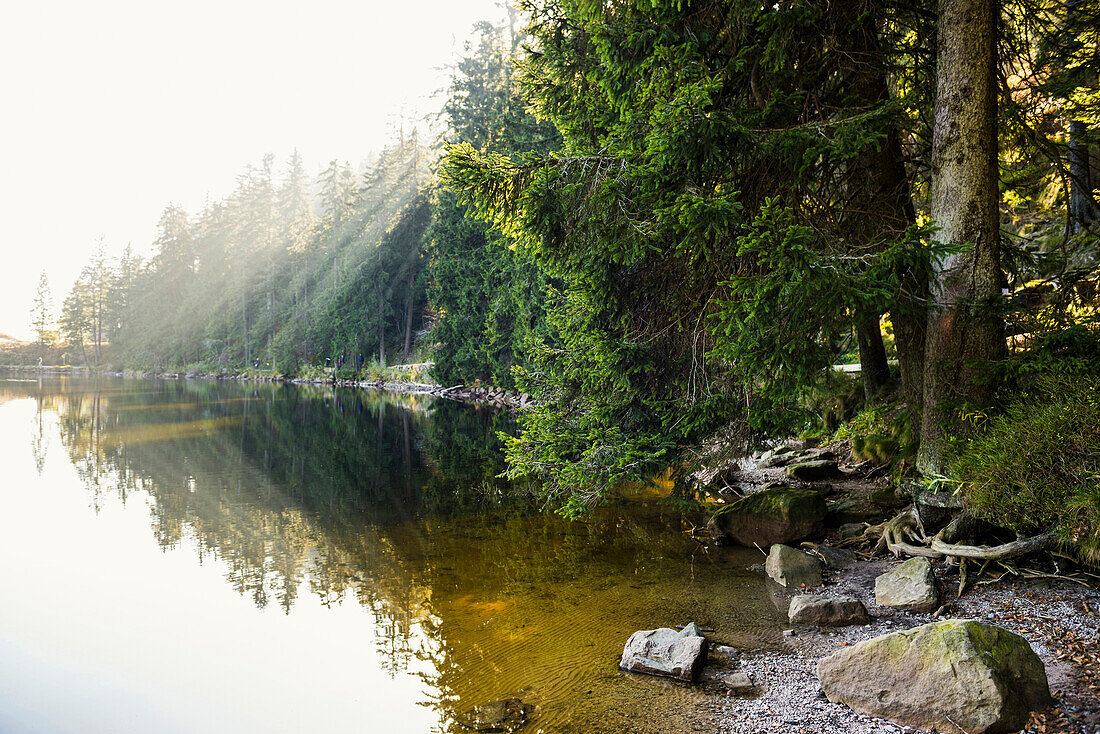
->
(0, 364, 531, 409)
(693, 449, 1100, 734)
(705, 555, 1100, 734)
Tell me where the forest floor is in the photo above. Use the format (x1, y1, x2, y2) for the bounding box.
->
(695, 449, 1100, 734)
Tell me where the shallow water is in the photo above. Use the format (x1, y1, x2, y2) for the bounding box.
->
(0, 376, 782, 733)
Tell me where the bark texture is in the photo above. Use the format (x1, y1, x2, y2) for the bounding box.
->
(918, 0, 1004, 474)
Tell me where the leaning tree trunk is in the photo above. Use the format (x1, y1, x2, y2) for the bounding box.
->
(917, 0, 1004, 474)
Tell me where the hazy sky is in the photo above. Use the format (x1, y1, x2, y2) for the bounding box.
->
(0, 0, 509, 340)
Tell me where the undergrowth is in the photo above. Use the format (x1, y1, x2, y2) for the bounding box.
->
(951, 374, 1100, 561)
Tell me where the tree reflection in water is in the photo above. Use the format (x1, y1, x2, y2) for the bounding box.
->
(3, 375, 779, 734)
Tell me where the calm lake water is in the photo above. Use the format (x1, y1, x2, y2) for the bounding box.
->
(0, 376, 782, 734)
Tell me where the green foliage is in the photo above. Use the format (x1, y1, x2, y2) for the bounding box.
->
(446, 0, 936, 510)
(952, 374, 1100, 559)
(428, 19, 561, 391)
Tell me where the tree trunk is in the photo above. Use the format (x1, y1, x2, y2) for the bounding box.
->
(1069, 119, 1099, 233)
(856, 313, 890, 400)
(917, 0, 1003, 474)
(1067, 0, 1099, 234)
(378, 316, 386, 367)
(403, 269, 416, 363)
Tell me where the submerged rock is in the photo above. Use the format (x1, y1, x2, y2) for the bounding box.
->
(707, 488, 826, 546)
(875, 557, 939, 612)
(765, 544, 823, 588)
(701, 669, 756, 693)
(456, 699, 534, 733)
(788, 594, 870, 627)
(709, 645, 739, 666)
(817, 619, 1052, 733)
(619, 622, 708, 682)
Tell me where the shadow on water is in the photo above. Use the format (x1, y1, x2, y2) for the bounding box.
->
(2, 375, 783, 734)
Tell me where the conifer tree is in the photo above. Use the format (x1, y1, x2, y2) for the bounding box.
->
(30, 270, 56, 346)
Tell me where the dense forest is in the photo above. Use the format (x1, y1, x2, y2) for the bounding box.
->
(17, 0, 1100, 546)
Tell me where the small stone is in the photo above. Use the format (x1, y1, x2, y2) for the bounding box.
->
(766, 544, 823, 588)
(788, 594, 871, 627)
(875, 557, 939, 613)
(715, 671, 754, 691)
(710, 645, 739, 664)
(838, 523, 866, 540)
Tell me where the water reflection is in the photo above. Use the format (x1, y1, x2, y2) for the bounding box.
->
(0, 376, 781, 734)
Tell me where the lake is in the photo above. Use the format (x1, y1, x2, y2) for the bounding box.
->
(0, 375, 782, 733)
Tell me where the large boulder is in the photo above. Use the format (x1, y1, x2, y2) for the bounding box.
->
(708, 488, 826, 546)
(765, 544, 823, 588)
(875, 557, 940, 612)
(619, 622, 708, 682)
(758, 445, 802, 468)
(817, 619, 1052, 733)
(788, 595, 870, 626)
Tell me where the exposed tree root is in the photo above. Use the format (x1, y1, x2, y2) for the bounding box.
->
(929, 531, 1059, 560)
(843, 506, 1072, 598)
(874, 505, 943, 558)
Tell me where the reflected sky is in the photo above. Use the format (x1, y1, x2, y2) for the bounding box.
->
(0, 377, 782, 734)
(0, 396, 440, 734)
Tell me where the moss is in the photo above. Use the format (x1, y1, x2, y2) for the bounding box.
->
(712, 487, 824, 523)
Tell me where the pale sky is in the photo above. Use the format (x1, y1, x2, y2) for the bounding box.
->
(0, 0, 510, 340)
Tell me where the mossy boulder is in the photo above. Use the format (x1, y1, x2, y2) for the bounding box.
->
(852, 434, 899, 463)
(817, 619, 1052, 733)
(707, 488, 826, 546)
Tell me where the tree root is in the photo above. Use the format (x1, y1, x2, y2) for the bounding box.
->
(929, 531, 1059, 561)
(874, 505, 943, 558)
(846, 506, 1069, 599)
